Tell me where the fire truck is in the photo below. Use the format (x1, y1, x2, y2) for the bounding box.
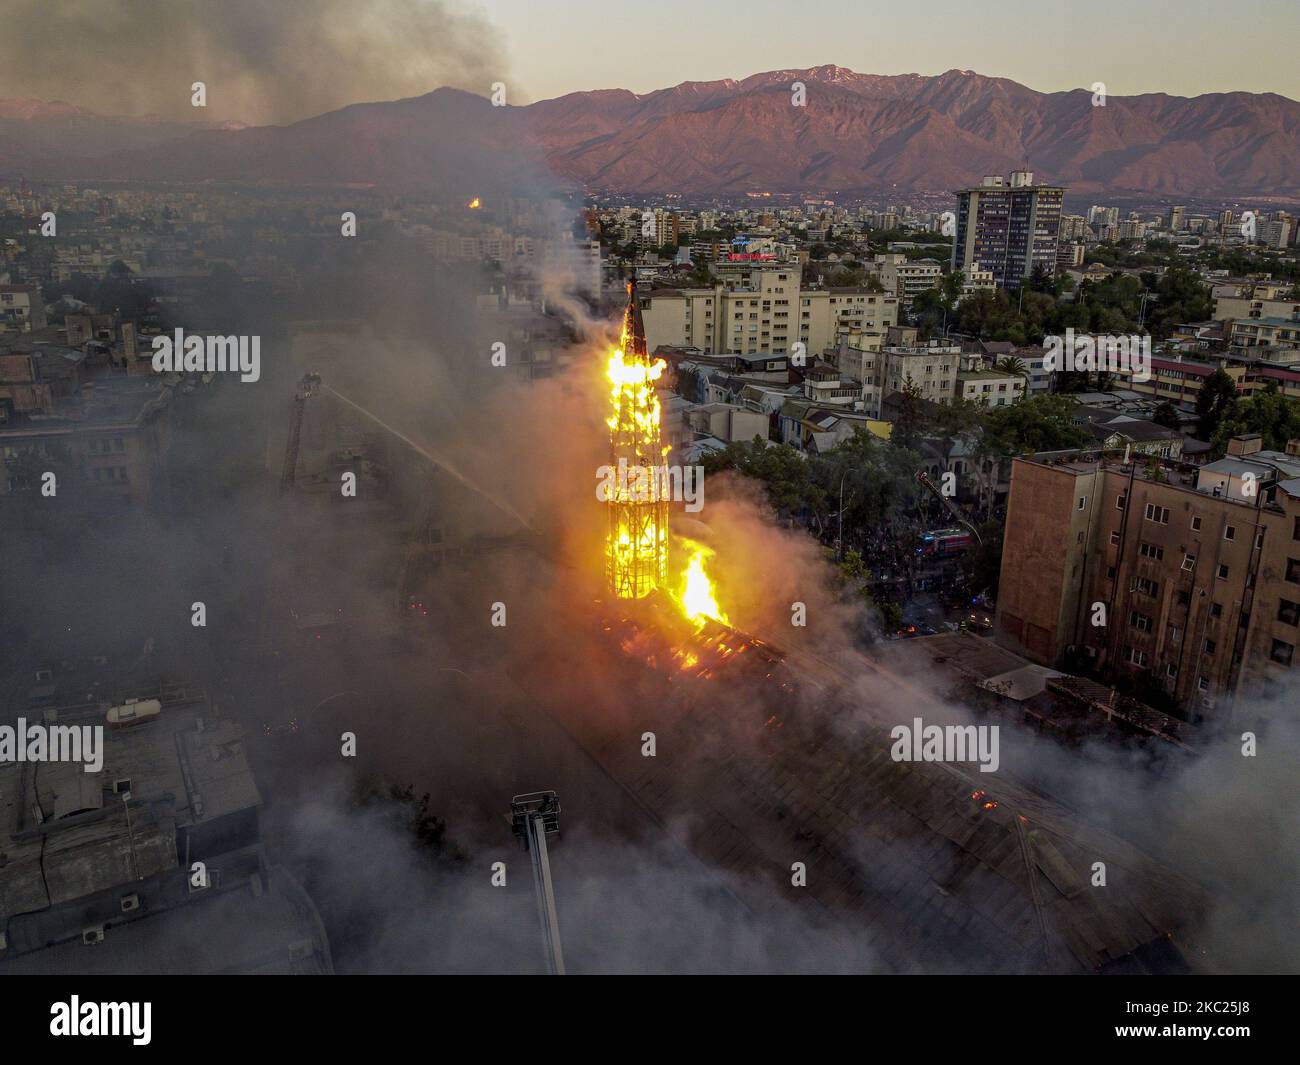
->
(917, 527, 974, 558)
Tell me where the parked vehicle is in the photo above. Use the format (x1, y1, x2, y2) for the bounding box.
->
(916, 528, 974, 558)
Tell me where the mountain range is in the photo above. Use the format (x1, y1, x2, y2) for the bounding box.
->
(3, 66, 1298, 200)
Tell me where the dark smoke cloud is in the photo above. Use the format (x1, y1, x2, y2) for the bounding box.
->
(0, 0, 513, 123)
(280, 791, 892, 974)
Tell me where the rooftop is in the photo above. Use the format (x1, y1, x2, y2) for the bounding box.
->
(959, 368, 1020, 380)
(1238, 316, 1300, 327)
(1149, 357, 1218, 376)
(0, 686, 260, 927)
(0, 376, 172, 435)
(1018, 451, 1300, 511)
(0, 866, 331, 975)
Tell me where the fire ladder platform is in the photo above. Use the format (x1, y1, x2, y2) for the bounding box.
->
(511, 791, 565, 975)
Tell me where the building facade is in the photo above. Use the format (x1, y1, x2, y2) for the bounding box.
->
(995, 441, 1300, 720)
(874, 253, 942, 303)
(639, 265, 898, 358)
(952, 172, 1066, 290)
(0, 284, 46, 333)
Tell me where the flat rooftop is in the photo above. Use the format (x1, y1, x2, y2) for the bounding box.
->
(1015, 452, 1296, 509)
(0, 376, 171, 435)
(0, 867, 331, 975)
(0, 689, 260, 926)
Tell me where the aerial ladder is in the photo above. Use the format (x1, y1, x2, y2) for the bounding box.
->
(510, 791, 565, 975)
(280, 372, 321, 493)
(915, 469, 983, 545)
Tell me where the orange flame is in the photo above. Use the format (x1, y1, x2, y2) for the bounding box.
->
(679, 543, 728, 627)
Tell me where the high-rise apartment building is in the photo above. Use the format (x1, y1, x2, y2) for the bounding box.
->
(952, 171, 1065, 290)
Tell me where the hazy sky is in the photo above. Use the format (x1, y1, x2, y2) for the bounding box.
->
(1, 0, 1295, 124)
(481, 0, 1299, 103)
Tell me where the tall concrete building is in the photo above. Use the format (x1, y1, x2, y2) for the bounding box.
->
(648, 208, 679, 249)
(952, 172, 1065, 290)
(1257, 217, 1293, 249)
(995, 438, 1300, 721)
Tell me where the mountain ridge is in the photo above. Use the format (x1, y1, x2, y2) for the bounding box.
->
(3, 67, 1298, 199)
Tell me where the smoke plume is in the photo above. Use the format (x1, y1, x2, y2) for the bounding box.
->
(0, 0, 512, 123)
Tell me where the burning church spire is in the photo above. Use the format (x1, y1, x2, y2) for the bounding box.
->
(605, 278, 669, 599)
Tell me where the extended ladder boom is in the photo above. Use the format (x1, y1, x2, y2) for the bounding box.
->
(511, 791, 565, 975)
(916, 469, 982, 545)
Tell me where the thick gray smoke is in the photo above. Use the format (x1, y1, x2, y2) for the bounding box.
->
(0, 0, 511, 123)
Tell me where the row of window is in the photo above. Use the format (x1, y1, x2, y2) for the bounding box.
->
(1156, 640, 1295, 669)
(1130, 498, 1300, 547)
(1125, 646, 1225, 688)
(1124, 601, 1298, 676)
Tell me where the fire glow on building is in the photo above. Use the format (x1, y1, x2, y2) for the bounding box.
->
(604, 280, 725, 627)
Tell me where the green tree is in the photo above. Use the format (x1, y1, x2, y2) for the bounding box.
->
(1195, 369, 1239, 442)
(1147, 267, 1213, 338)
(1027, 262, 1056, 295)
(1210, 381, 1300, 455)
(351, 779, 465, 864)
(685, 260, 713, 286)
(812, 432, 922, 557)
(675, 366, 700, 402)
(702, 439, 827, 524)
(1152, 401, 1182, 429)
(980, 394, 1090, 455)
(891, 378, 927, 451)
(930, 396, 985, 438)
(912, 270, 965, 339)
